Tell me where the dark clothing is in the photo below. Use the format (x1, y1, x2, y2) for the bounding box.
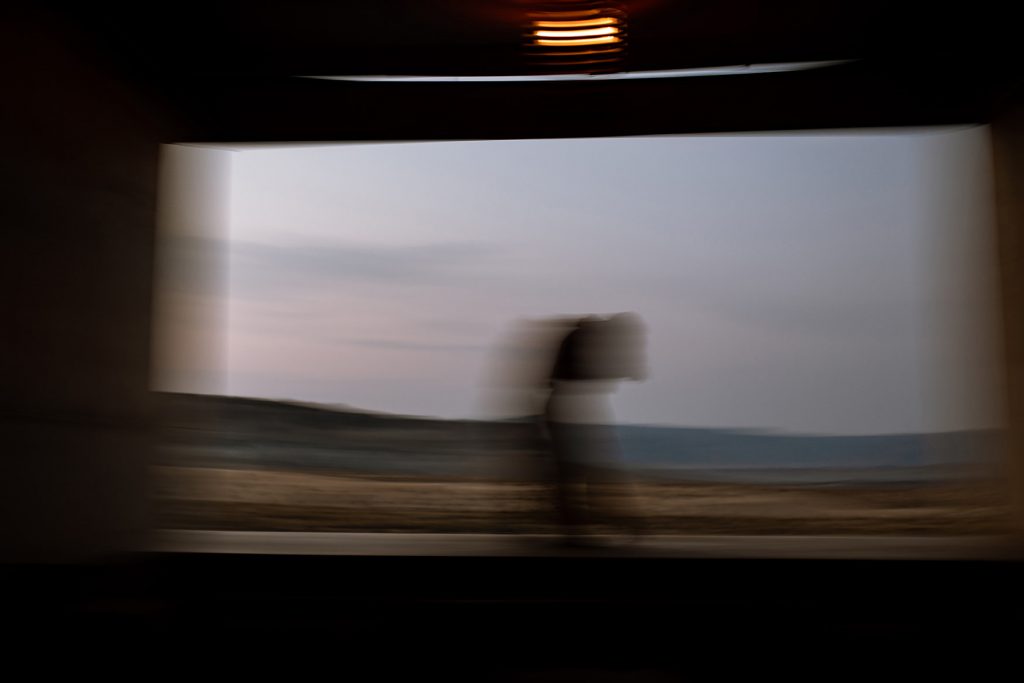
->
(540, 317, 645, 537)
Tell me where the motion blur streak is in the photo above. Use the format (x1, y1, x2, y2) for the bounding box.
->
(533, 18, 617, 28)
(534, 27, 619, 38)
(536, 35, 620, 47)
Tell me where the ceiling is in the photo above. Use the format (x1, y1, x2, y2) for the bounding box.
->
(48, 1, 1024, 140)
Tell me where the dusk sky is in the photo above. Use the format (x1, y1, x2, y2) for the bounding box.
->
(157, 126, 1002, 434)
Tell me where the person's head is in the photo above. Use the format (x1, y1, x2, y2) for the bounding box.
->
(607, 311, 643, 330)
(603, 312, 647, 381)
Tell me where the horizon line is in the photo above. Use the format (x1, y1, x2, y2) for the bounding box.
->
(159, 390, 1000, 438)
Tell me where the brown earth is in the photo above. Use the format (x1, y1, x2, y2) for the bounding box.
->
(157, 465, 1012, 535)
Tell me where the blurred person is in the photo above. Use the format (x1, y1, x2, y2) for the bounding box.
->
(482, 317, 578, 531)
(541, 312, 648, 544)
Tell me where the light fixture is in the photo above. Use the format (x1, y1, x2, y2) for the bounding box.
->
(524, 2, 628, 73)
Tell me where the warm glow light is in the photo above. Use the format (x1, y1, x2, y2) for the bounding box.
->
(534, 26, 618, 39)
(525, 4, 627, 69)
(535, 35, 621, 47)
(532, 18, 618, 29)
(528, 8, 603, 19)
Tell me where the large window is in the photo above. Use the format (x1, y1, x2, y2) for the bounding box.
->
(153, 127, 1008, 541)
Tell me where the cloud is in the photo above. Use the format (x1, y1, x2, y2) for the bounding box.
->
(228, 239, 499, 295)
(340, 338, 488, 353)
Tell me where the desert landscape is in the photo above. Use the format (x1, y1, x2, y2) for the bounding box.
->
(158, 465, 1010, 535)
(157, 392, 1011, 535)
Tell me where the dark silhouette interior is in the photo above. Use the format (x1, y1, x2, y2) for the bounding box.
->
(3, 2, 1023, 678)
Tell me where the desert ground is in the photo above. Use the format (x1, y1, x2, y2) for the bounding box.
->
(158, 465, 1011, 535)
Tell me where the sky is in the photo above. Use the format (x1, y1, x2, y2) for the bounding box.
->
(156, 126, 1003, 434)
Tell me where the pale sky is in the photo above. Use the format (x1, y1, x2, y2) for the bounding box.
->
(157, 126, 1004, 434)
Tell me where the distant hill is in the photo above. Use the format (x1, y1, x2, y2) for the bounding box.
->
(158, 392, 1002, 484)
(615, 425, 995, 469)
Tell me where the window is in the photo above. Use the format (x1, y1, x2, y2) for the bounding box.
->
(153, 127, 1009, 554)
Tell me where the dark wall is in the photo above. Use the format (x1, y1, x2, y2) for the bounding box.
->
(1, 11, 164, 561)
